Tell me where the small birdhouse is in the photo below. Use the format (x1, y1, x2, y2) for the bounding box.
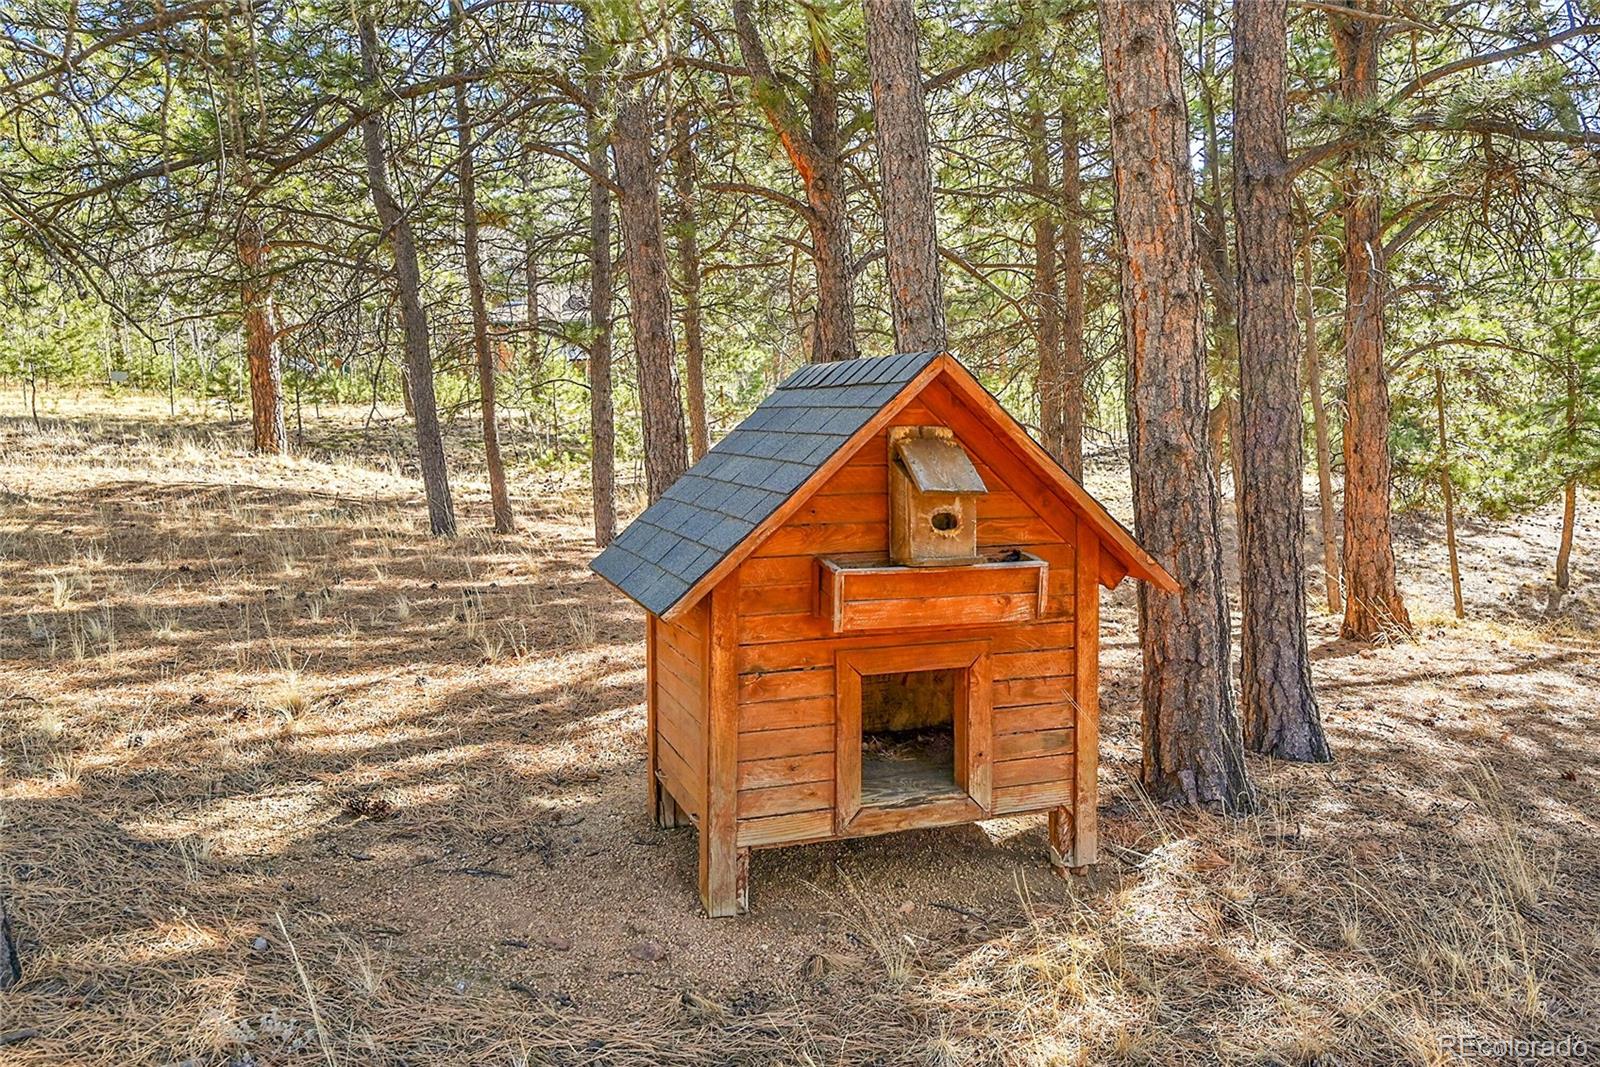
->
(889, 426, 988, 566)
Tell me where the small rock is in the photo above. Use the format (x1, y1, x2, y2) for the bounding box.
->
(626, 940, 666, 963)
(251, 936, 270, 953)
(542, 934, 573, 952)
(453, 978, 468, 995)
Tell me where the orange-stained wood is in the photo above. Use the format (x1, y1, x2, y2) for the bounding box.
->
(1070, 531, 1101, 866)
(699, 575, 745, 916)
(661, 356, 950, 621)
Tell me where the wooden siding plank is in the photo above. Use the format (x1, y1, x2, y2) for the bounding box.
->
(995, 675, 1074, 707)
(996, 729, 1075, 760)
(738, 668, 833, 703)
(995, 702, 1075, 734)
(737, 780, 833, 819)
(840, 591, 1037, 631)
(738, 621, 1076, 671)
(737, 752, 832, 791)
(994, 754, 1074, 788)
(736, 810, 834, 847)
(993, 779, 1074, 814)
(739, 693, 835, 732)
(737, 724, 834, 761)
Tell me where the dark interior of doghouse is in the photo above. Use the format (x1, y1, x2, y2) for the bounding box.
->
(859, 668, 963, 807)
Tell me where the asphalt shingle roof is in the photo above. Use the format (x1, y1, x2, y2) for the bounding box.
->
(591, 352, 939, 616)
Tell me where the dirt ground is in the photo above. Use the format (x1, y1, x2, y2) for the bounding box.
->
(2, 392, 1597, 1065)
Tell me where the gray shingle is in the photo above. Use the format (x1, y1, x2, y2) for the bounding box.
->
(590, 352, 939, 615)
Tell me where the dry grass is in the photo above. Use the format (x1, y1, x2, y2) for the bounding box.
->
(2, 392, 1598, 1065)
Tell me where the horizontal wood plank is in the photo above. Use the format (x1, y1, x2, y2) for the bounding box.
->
(755, 522, 887, 558)
(739, 693, 834, 732)
(994, 648, 1073, 679)
(738, 582, 813, 617)
(737, 723, 834, 761)
(995, 675, 1074, 708)
(738, 556, 816, 588)
(737, 752, 832, 790)
(996, 728, 1075, 760)
(737, 780, 833, 819)
(840, 591, 1037, 631)
(995, 702, 1075, 734)
(814, 464, 889, 496)
(994, 754, 1074, 788)
(991, 778, 1073, 814)
(738, 620, 1075, 672)
(737, 809, 833, 846)
(738, 668, 833, 703)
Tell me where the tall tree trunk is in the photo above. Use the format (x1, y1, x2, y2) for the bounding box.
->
(1098, 0, 1254, 812)
(1197, 4, 1242, 533)
(452, 0, 513, 533)
(1434, 367, 1464, 618)
(1028, 105, 1063, 460)
(1234, 0, 1329, 763)
(586, 85, 618, 547)
(1058, 108, 1087, 480)
(356, 13, 456, 536)
(804, 50, 858, 362)
(1332, 4, 1410, 639)
(237, 214, 286, 456)
(525, 233, 543, 379)
(670, 40, 710, 461)
(730, 0, 857, 362)
(613, 88, 690, 503)
(864, 0, 946, 353)
(1551, 357, 1578, 610)
(1303, 240, 1342, 614)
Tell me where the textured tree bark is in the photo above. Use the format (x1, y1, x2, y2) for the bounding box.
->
(1098, 0, 1255, 812)
(1029, 104, 1063, 462)
(731, 0, 857, 362)
(613, 88, 690, 503)
(1332, 3, 1411, 639)
(452, 0, 513, 533)
(1552, 359, 1578, 607)
(670, 57, 710, 461)
(864, 0, 946, 353)
(525, 228, 542, 381)
(1058, 108, 1087, 480)
(1434, 367, 1464, 618)
(1302, 240, 1343, 614)
(1554, 481, 1577, 602)
(356, 13, 456, 537)
(1234, 0, 1330, 763)
(803, 50, 858, 363)
(586, 80, 617, 548)
(237, 214, 286, 457)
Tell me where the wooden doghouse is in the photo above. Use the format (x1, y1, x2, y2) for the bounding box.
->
(591, 352, 1175, 916)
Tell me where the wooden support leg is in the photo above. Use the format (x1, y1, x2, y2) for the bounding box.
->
(699, 837, 748, 918)
(1048, 806, 1092, 877)
(654, 779, 690, 829)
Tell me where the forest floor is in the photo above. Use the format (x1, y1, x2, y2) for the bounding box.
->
(2, 391, 1598, 1066)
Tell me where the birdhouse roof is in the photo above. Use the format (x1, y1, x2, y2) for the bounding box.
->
(590, 352, 1176, 620)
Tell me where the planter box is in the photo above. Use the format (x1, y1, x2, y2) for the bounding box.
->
(817, 551, 1048, 634)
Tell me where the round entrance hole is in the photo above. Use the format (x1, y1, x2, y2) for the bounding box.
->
(930, 510, 960, 533)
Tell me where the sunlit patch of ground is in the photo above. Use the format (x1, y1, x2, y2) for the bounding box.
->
(2, 392, 1597, 1065)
